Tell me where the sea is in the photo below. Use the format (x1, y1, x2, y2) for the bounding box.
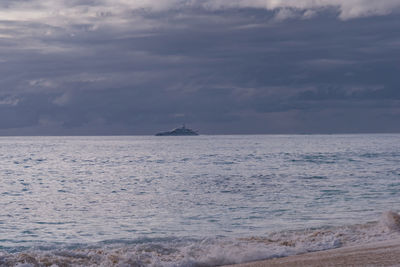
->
(0, 134, 400, 266)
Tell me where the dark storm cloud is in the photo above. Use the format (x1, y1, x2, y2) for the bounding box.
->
(0, 0, 399, 134)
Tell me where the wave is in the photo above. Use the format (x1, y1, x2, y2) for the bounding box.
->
(1, 211, 400, 267)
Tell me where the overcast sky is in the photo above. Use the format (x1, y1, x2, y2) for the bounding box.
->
(0, 0, 399, 135)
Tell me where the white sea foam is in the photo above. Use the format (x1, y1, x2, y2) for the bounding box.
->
(380, 211, 400, 231)
(2, 211, 400, 267)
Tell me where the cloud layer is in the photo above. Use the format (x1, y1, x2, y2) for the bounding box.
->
(2, 0, 400, 26)
(0, 0, 399, 134)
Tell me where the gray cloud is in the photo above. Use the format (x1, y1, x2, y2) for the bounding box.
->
(0, 1, 399, 134)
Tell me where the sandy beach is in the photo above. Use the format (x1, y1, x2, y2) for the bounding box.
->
(225, 239, 400, 267)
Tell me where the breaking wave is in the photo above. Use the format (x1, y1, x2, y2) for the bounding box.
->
(2, 211, 400, 267)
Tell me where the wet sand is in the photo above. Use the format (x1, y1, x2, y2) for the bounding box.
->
(224, 239, 400, 267)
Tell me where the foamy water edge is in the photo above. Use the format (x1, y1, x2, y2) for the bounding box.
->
(1, 211, 400, 267)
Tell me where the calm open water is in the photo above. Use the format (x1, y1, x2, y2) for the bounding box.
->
(0, 134, 400, 266)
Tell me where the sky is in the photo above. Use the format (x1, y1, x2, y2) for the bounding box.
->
(0, 0, 399, 135)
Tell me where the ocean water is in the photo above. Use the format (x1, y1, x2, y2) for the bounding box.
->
(0, 134, 400, 266)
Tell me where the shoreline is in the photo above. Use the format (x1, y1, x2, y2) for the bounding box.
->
(224, 239, 400, 267)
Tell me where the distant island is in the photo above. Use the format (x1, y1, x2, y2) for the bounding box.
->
(155, 125, 199, 136)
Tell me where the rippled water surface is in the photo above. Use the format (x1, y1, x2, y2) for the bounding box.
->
(1, 135, 400, 265)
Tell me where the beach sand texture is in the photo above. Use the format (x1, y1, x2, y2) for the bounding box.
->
(225, 239, 400, 267)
